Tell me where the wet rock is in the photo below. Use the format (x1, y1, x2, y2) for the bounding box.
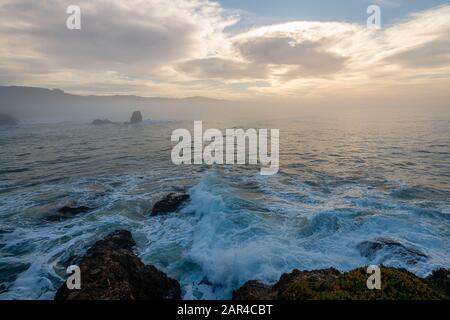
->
(233, 268, 340, 300)
(55, 230, 181, 300)
(128, 111, 143, 124)
(58, 206, 92, 215)
(234, 267, 446, 300)
(151, 193, 190, 216)
(0, 113, 17, 125)
(356, 238, 429, 264)
(91, 119, 113, 125)
(426, 268, 450, 298)
(45, 206, 93, 222)
(232, 281, 274, 300)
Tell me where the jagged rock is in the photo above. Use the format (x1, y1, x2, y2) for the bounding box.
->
(356, 238, 429, 264)
(129, 111, 143, 124)
(91, 119, 113, 125)
(233, 267, 447, 300)
(151, 193, 190, 216)
(45, 205, 92, 222)
(55, 230, 181, 300)
(0, 113, 17, 125)
(232, 280, 274, 300)
(426, 268, 450, 298)
(233, 268, 340, 300)
(58, 206, 92, 215)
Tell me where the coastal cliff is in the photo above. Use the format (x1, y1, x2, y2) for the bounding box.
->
(55, 230, 181, 300)
(55, 230, 449, 300)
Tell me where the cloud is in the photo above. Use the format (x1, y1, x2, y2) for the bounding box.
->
(0, 0, 236, 80)
(0, 1, 449, 100)
(386, 38, 450, 68)
(178, 21, 357, 81)
(178, 58, 267, 80)
(380, 5, 450, 69)
(237, 37, 348, 77)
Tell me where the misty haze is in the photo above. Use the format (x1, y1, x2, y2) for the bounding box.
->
(0, 0, 449, 304)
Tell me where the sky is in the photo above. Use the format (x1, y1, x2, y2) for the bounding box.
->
(220, 0, 450, 27)
(0, 0, 449, 105)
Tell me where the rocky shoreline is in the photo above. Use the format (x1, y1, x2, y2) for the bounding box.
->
(55, 230, 181, 300)
(234, 267, 449, 300)
(55, 228, 450, 300)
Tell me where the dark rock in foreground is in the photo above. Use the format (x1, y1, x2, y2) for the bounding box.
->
(233, 268, 340, 300)
(233, 267, 449, 300)
(55, 230, 181, 300)
(91, 119, 113, 125)
(0, 113, 17, 125)
(128, 111, 143, 124)
(151, 193, 190, 216)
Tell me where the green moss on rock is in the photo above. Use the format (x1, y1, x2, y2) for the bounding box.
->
(234, 266, 448, 300)
(325, 267, 442, 300)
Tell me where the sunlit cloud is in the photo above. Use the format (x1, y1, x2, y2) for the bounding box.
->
(0, 1, 449, 101)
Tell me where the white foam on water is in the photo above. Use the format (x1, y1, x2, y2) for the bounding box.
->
(139, 169, 450, 299)
(1, 167, 449, 300)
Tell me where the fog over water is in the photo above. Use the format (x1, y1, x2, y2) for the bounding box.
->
(1, 86, 449, 124)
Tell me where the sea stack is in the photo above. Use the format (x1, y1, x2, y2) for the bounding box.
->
(129, 111, 143, 124)
(91, 119, 113, 125)
(151, 193, 190, 216)
(0, 113, 18, 125)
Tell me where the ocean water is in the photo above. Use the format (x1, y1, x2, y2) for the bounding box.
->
(0, 112, 449, 300)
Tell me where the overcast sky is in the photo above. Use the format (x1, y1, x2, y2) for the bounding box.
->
(0, 0, 449, 105)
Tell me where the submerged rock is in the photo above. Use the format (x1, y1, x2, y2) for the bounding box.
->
(46, 205, 92, 222)
(91, 119, 113, 125)
(58, 205, 92, 215)
(128, 111, 143, 124)
(356, 238, 428, 264)
(55, 230, 181, 300)
(0, 113, 17, 125)
(151, 193, 190, 216)
(233, 267, 447, 300)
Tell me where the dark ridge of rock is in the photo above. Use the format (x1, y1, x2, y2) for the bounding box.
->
(0, 113, 18, 125)
(128, 111, 143, 124)
(233, 268, 340, 300)
(151, 193, 190, 216)
(232, 280, 274, 300)
(91, 119, 113, 125)
(426, 268, 450, 297)
(233, 267, 447, 300)
(58, 206, 92, 215)
(45, 205, 93, 222)
(55, 230, 181, 300)
(356, 238, 429, 264)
